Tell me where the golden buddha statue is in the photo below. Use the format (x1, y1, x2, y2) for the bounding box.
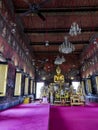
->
(54, 66, 64, 83)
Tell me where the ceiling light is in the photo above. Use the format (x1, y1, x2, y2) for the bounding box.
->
(59, 36, 75, 54)
(94, 40, 97, 44)
(45, 41, 49, 47)
(69, 22, 81, 36)
(11, 28, 16, 34)
(54, 55, 65, 65)
(0, 52, 6, 62)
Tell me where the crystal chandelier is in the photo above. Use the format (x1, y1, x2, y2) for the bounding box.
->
(54, 55, 65, 65)
(59, 36, 75, 54)
(69, 22, 81, 36)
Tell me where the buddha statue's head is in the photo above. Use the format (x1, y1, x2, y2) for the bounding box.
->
(56, 66, 61, 75)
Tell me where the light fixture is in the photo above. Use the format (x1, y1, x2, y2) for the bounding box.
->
(69, 22, 81, 36)
(59, 36, 75, 54)
(10, 22, 16, 34)
(0, 52, 6, 62)
(11, 28, 16, 34)
(45, 41, 49, 47)
(25, 48, 29, 55)
(54, 55, 65, 65)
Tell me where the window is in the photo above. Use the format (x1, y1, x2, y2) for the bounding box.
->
(72, 81, 80, 90)
(36, 82, 44, 99)
(72, 81, 80, 94)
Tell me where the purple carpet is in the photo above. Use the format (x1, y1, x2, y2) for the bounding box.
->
(1, 103, 98, 130)
(49, 105, 98, 130)
(0, 103, 50, 130)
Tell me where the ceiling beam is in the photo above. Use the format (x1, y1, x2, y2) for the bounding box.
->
(15, 6, 98, 14)
(30, 41, 89, 45)
(24, 27, 98, 33)
(33, 50, 82, 54)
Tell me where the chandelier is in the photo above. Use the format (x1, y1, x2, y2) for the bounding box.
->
(69, 22, 81, 36)
(59, 36, 75, 54)
(54, 55, 65, 65)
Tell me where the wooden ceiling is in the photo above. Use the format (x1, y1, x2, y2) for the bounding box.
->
(12, 0, 98, 77)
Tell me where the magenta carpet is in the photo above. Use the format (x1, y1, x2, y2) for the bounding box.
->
(49, 105, 98, 130)
(0, 103, 50, 130)
(1, 103, 98, 130)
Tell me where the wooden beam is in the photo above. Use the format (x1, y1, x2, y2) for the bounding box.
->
(33, 50, 82, 54)
(24, 27, 98, 33)
(29, 41, 89, 45)
(15, 6, 98, 14)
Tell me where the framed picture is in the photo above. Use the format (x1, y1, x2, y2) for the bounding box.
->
(24, 77, 29, 95)
(81, 81, 85, 95)
(14, 72, 22, 96)
(95, 76, 98, 93)
(0, 63, 8, 97)
(87, 78, 92, 94)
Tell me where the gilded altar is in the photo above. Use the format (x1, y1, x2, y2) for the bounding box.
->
(49, 66, 85, 105)
(53, 66, 70, 104)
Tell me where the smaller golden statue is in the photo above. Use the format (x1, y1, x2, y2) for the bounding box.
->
(54, 66, 64, 83)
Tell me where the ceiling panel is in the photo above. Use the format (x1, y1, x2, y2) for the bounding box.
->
(11, 0, 98, 78)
